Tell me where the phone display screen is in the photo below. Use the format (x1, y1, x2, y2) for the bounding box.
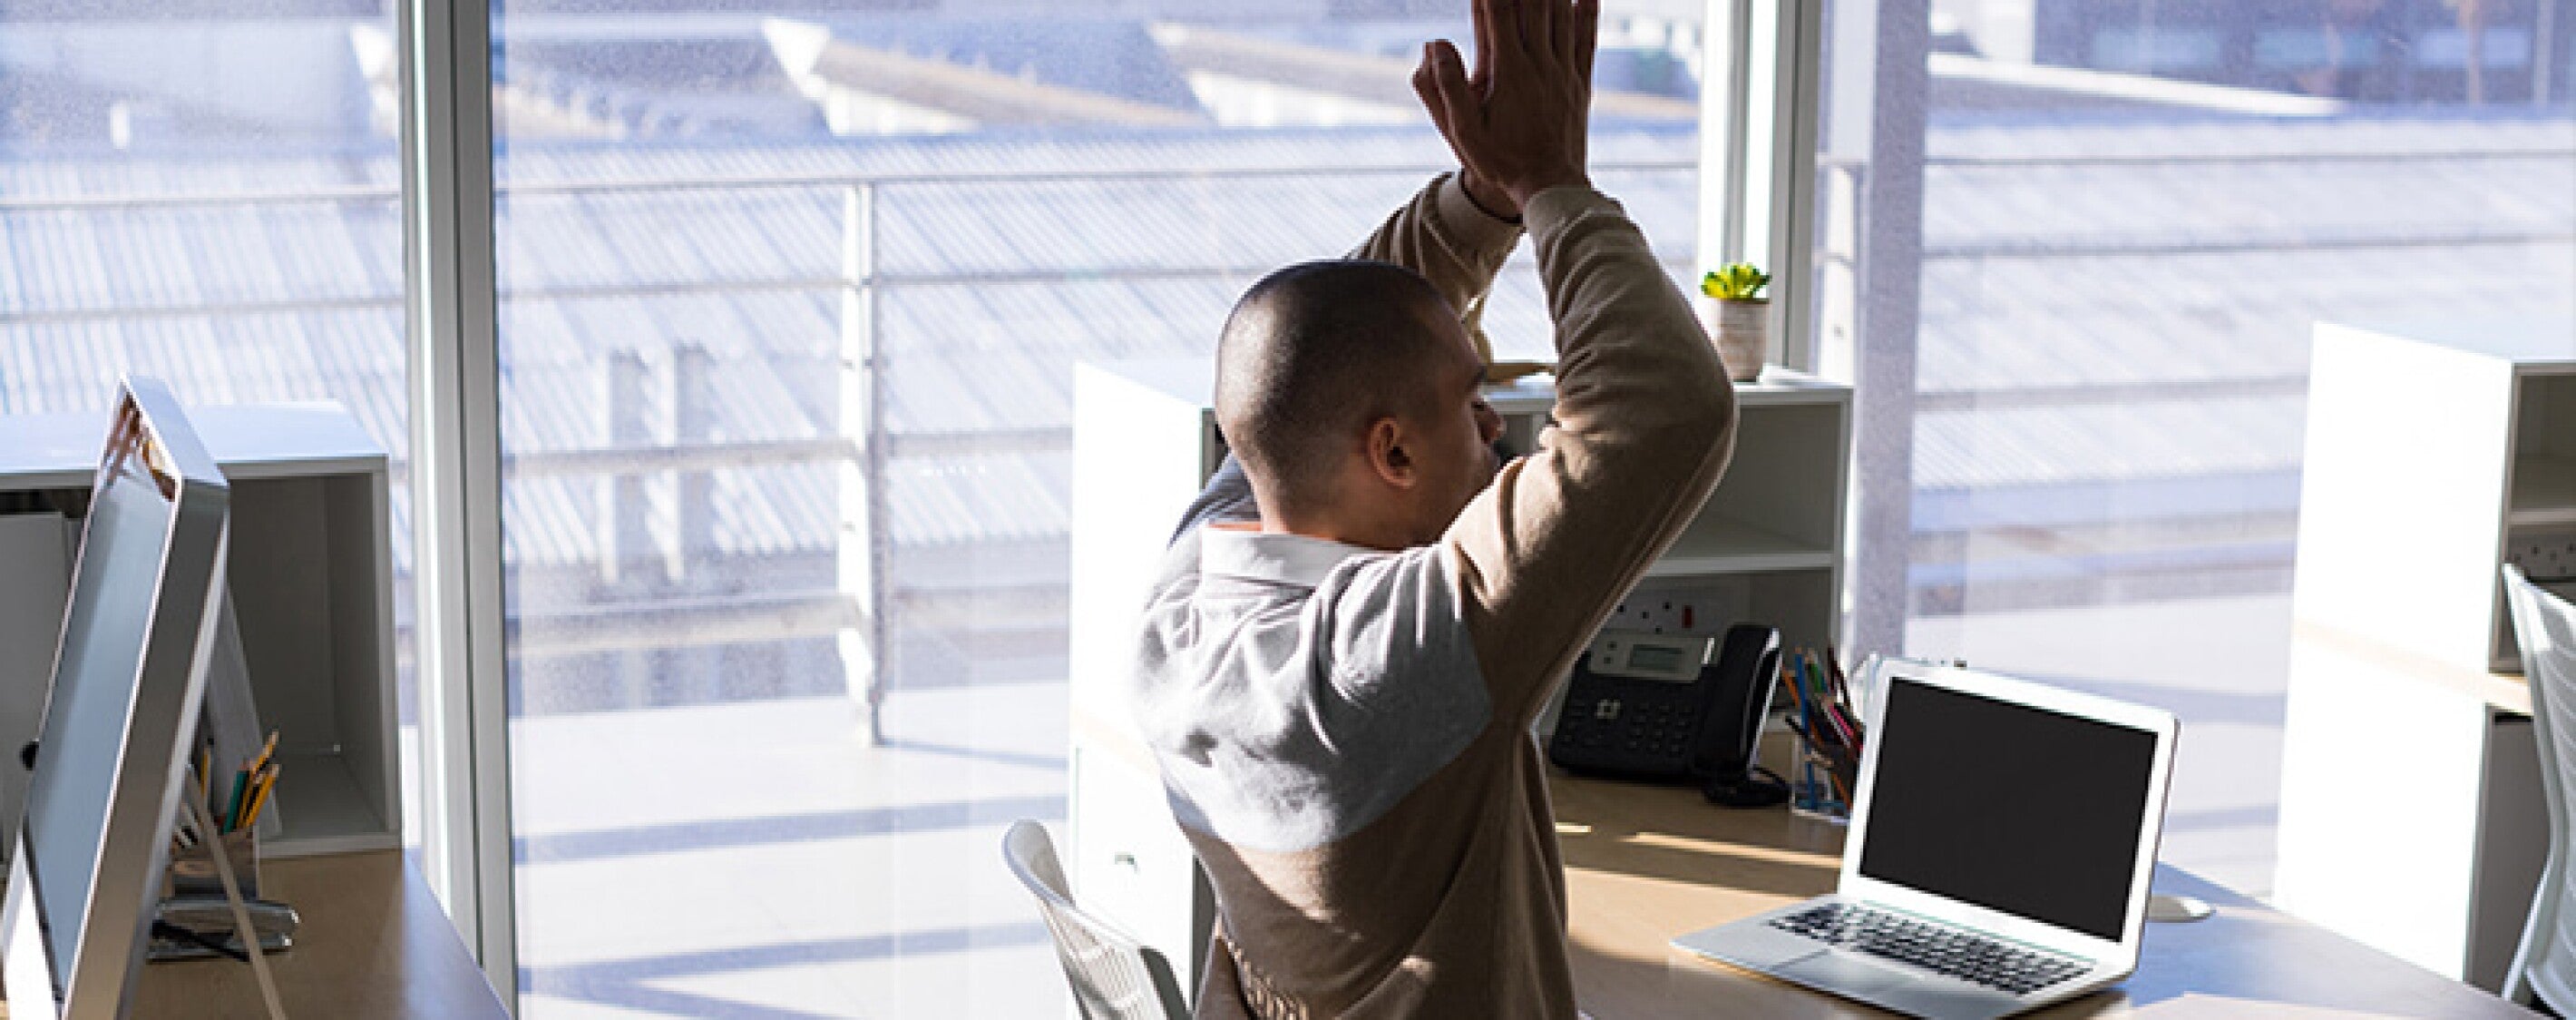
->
(1625, 644, 1689, 675)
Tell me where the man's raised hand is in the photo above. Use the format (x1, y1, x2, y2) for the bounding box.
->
(1411, 0, 1598, 220)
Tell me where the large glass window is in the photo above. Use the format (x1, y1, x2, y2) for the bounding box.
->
(0, 1, 405, 426)
(1823, 0, 2576, 897)
(485, 5, 1703, 1015)
(0, 1, 418, 848)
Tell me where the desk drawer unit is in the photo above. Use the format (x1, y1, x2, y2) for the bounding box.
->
(1068, 744, 1213, 997)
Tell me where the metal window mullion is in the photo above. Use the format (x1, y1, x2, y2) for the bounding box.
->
(1697, 0, 1824, 374)
(1696, 0, 1752, 282)
(401, 0, 518, 1010)
(1761, 0, 1824, 372)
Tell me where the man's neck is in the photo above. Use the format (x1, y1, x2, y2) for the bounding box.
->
(1252, 510, 1410, 552)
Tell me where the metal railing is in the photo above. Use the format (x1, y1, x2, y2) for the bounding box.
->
(0, 157, 1702, 732)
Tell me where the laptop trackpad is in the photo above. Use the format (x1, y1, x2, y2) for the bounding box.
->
(1775, 949, 1911, 997)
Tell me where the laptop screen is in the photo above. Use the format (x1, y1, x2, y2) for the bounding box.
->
(1854, 676, 2161, 941)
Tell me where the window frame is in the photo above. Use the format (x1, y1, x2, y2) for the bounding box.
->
(1697, 0, 1826, 372)
(397, 0, 516, 1008)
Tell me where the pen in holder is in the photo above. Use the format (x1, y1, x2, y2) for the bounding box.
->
(1790, 729, 1858, 822)
(154, 751, 298, 963)
(1784, 647, 1863, 824)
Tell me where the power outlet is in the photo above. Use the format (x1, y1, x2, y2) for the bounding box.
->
(1609, 591, 1724, 635)
(1609, 598, 1683, 634)
(2507, 532, 2576, 583)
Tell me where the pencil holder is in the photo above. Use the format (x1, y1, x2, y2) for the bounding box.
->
(166, 828, 259, 902)
(1790, 730, 1857, 823)
(153, 825, 299, 962)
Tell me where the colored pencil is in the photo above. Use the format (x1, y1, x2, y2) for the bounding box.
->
(239, 764, 280, 831)
(224, 767, 250, 833)
(247, 729, 279, 777)
(1803, 655, 1849, 748)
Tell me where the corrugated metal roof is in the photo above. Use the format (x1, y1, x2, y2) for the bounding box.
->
(1907, 112, 2573, 504)
(0, 127, 1698, 572)
(1926, 111, 2576, 161)
(1916, 242, 2576, 395)
(0, 117, 2567, 580)
(1921, 151, 2575, 256)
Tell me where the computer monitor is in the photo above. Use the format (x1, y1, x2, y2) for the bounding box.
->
(0, 378, 230, 1019)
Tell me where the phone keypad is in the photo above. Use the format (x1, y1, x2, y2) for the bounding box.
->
(1549, 685, 1703, 775)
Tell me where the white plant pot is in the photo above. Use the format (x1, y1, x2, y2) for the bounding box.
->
(1712, 298, 1769, 382)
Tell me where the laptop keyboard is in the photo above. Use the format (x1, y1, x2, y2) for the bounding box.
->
(1768, 903, 2089, 996)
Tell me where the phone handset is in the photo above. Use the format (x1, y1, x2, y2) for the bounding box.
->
(1694, 624, 1788, 808)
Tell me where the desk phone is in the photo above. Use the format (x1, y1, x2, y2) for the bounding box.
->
(1548, 624, 1784, 806)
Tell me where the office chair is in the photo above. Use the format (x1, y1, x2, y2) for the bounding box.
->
(2504, 565, 2576, 1013)
(1002, 819, 1190, 1020)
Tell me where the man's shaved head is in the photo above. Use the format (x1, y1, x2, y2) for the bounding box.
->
(1215, 260, 1467, 515)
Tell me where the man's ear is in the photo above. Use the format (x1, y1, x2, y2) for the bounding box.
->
(1365, 417, 1416, 489)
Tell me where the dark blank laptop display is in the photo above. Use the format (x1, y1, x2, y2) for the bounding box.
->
(1856, 680, 2161, 942)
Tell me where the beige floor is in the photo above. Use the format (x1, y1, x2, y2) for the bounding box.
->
(505, 686, 1071, 1018)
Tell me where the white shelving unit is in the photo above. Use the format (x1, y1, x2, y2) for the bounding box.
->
(2511, 454, 2576, 527)
(1065, 358, 1852, 1000)
(0, 403, 400, 858)
(2273, 318, 2576, 992)
(1650, 518, 1836, 575)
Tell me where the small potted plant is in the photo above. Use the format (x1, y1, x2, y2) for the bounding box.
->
(1701, 262, 1771, 382)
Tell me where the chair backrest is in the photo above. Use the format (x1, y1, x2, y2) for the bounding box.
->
(2504, 565, 2576, 1012)
(1002, 820, 1190, 1020)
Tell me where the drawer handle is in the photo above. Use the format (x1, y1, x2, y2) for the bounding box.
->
(1111, 852, 1138, 870)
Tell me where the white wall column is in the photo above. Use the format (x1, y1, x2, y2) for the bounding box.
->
(1827, 0, 1928, 663)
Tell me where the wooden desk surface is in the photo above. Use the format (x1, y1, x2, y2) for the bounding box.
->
(122, 850, 505, 1019)
(1553, 767, 2535, 1018)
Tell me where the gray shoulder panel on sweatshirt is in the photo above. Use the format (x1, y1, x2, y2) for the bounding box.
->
(1130, 536, 1490, 855)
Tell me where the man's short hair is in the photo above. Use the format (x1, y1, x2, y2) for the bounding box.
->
(1214, 260, 1456, 511)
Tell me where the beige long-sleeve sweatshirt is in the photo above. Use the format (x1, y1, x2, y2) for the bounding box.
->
(1128, 172, 1738, 1017)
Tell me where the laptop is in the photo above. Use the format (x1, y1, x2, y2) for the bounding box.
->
(1673, 661, 2179, 1020)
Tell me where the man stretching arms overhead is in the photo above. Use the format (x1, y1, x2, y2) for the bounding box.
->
(1127, 0, 1739, 1013)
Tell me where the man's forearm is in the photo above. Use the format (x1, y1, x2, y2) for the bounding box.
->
(1441, 183, 1735, 722)
(1347, 173, 1526, 357)
(1527, 186, 1731, 441)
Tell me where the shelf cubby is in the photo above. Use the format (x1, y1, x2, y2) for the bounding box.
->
(0, 405, 399, 858)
